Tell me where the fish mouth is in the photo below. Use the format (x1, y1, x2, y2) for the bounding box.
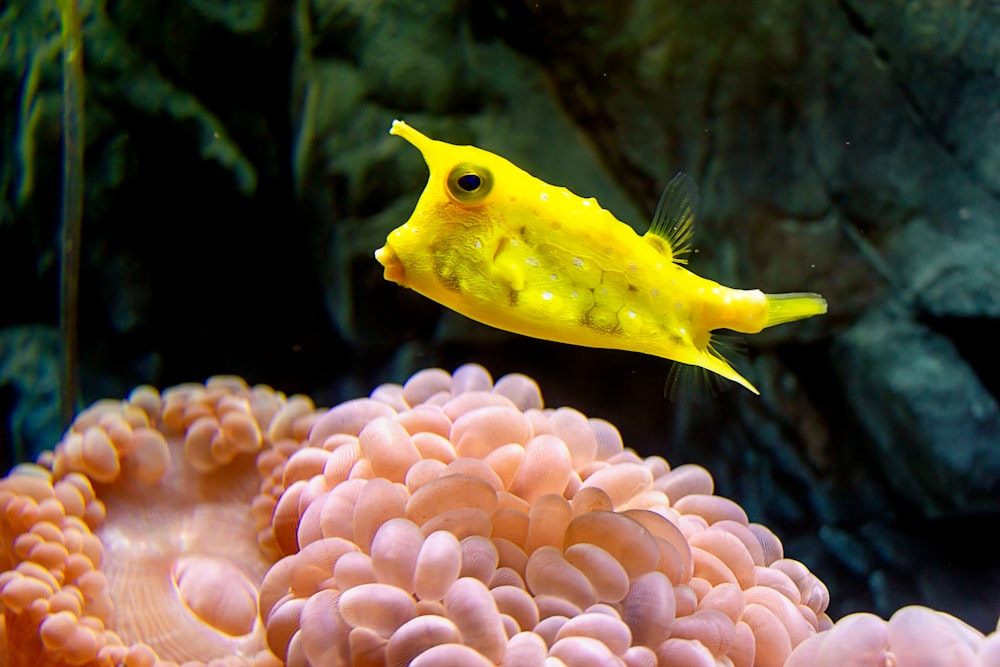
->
(375, 243, 407, 286)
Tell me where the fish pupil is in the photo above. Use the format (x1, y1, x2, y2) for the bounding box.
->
(457, 174, 481, 191)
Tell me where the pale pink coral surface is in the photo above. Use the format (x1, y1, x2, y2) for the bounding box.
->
(0, 363, 996, 666)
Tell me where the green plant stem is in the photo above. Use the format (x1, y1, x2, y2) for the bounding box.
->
(60, 0, 84, 429)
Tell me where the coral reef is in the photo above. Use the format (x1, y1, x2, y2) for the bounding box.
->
(261, 364, 828, 666)
(2, 363, 997, 665)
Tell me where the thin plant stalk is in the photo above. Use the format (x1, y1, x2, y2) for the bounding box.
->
(59, 0, 84, 429)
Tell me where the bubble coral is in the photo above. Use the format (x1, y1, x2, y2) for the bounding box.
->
(1, 363, 993, 666)
(786, 606, 1000, 667)
(0, 376, 312, 667)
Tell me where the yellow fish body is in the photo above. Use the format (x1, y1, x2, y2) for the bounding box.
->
(375, 120, 827, 394)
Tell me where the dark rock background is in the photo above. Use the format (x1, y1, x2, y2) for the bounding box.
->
(2, 0, 998, 633)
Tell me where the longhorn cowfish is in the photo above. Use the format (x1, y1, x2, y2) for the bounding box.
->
(375, 120, 827, 394)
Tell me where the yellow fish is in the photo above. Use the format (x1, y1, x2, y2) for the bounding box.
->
(375, 120, 827, 394)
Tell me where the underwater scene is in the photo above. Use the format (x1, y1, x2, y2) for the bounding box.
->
(1, 0, 998, 665)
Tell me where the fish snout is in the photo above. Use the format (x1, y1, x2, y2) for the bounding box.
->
(375, 244, 407, 286)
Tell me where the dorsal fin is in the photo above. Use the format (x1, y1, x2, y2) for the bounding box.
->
(646, 172, 699, 264)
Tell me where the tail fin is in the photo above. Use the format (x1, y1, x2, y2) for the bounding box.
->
(764, 292, 827, 329)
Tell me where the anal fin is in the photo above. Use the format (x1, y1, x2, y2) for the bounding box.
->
(665, 332, 757, 400)
(664, 362, 728, 402)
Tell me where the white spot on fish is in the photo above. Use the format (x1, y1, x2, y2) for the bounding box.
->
(526, 257, 539, 267)
(679, 327, 687, 336)
(712, 287, 720, 295)
(540, 192, 549, 202)
(724, 296, 731, 304)
(474, 240, 482, 248)
(698, 287, 704, 294)
(651, 289, 660, 297)
(571, 291, 579, 298)
(573, 257, 584, 268)
(511, 239, 519, 247)
(582, 200, 592, 207)
(542, 291, 553, 301)
(550, 274, 558, 281)
(562, 190, 571, 198)
(628, 311, 636, 319)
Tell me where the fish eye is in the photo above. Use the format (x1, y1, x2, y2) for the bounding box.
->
(447, 163, 493, 204)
